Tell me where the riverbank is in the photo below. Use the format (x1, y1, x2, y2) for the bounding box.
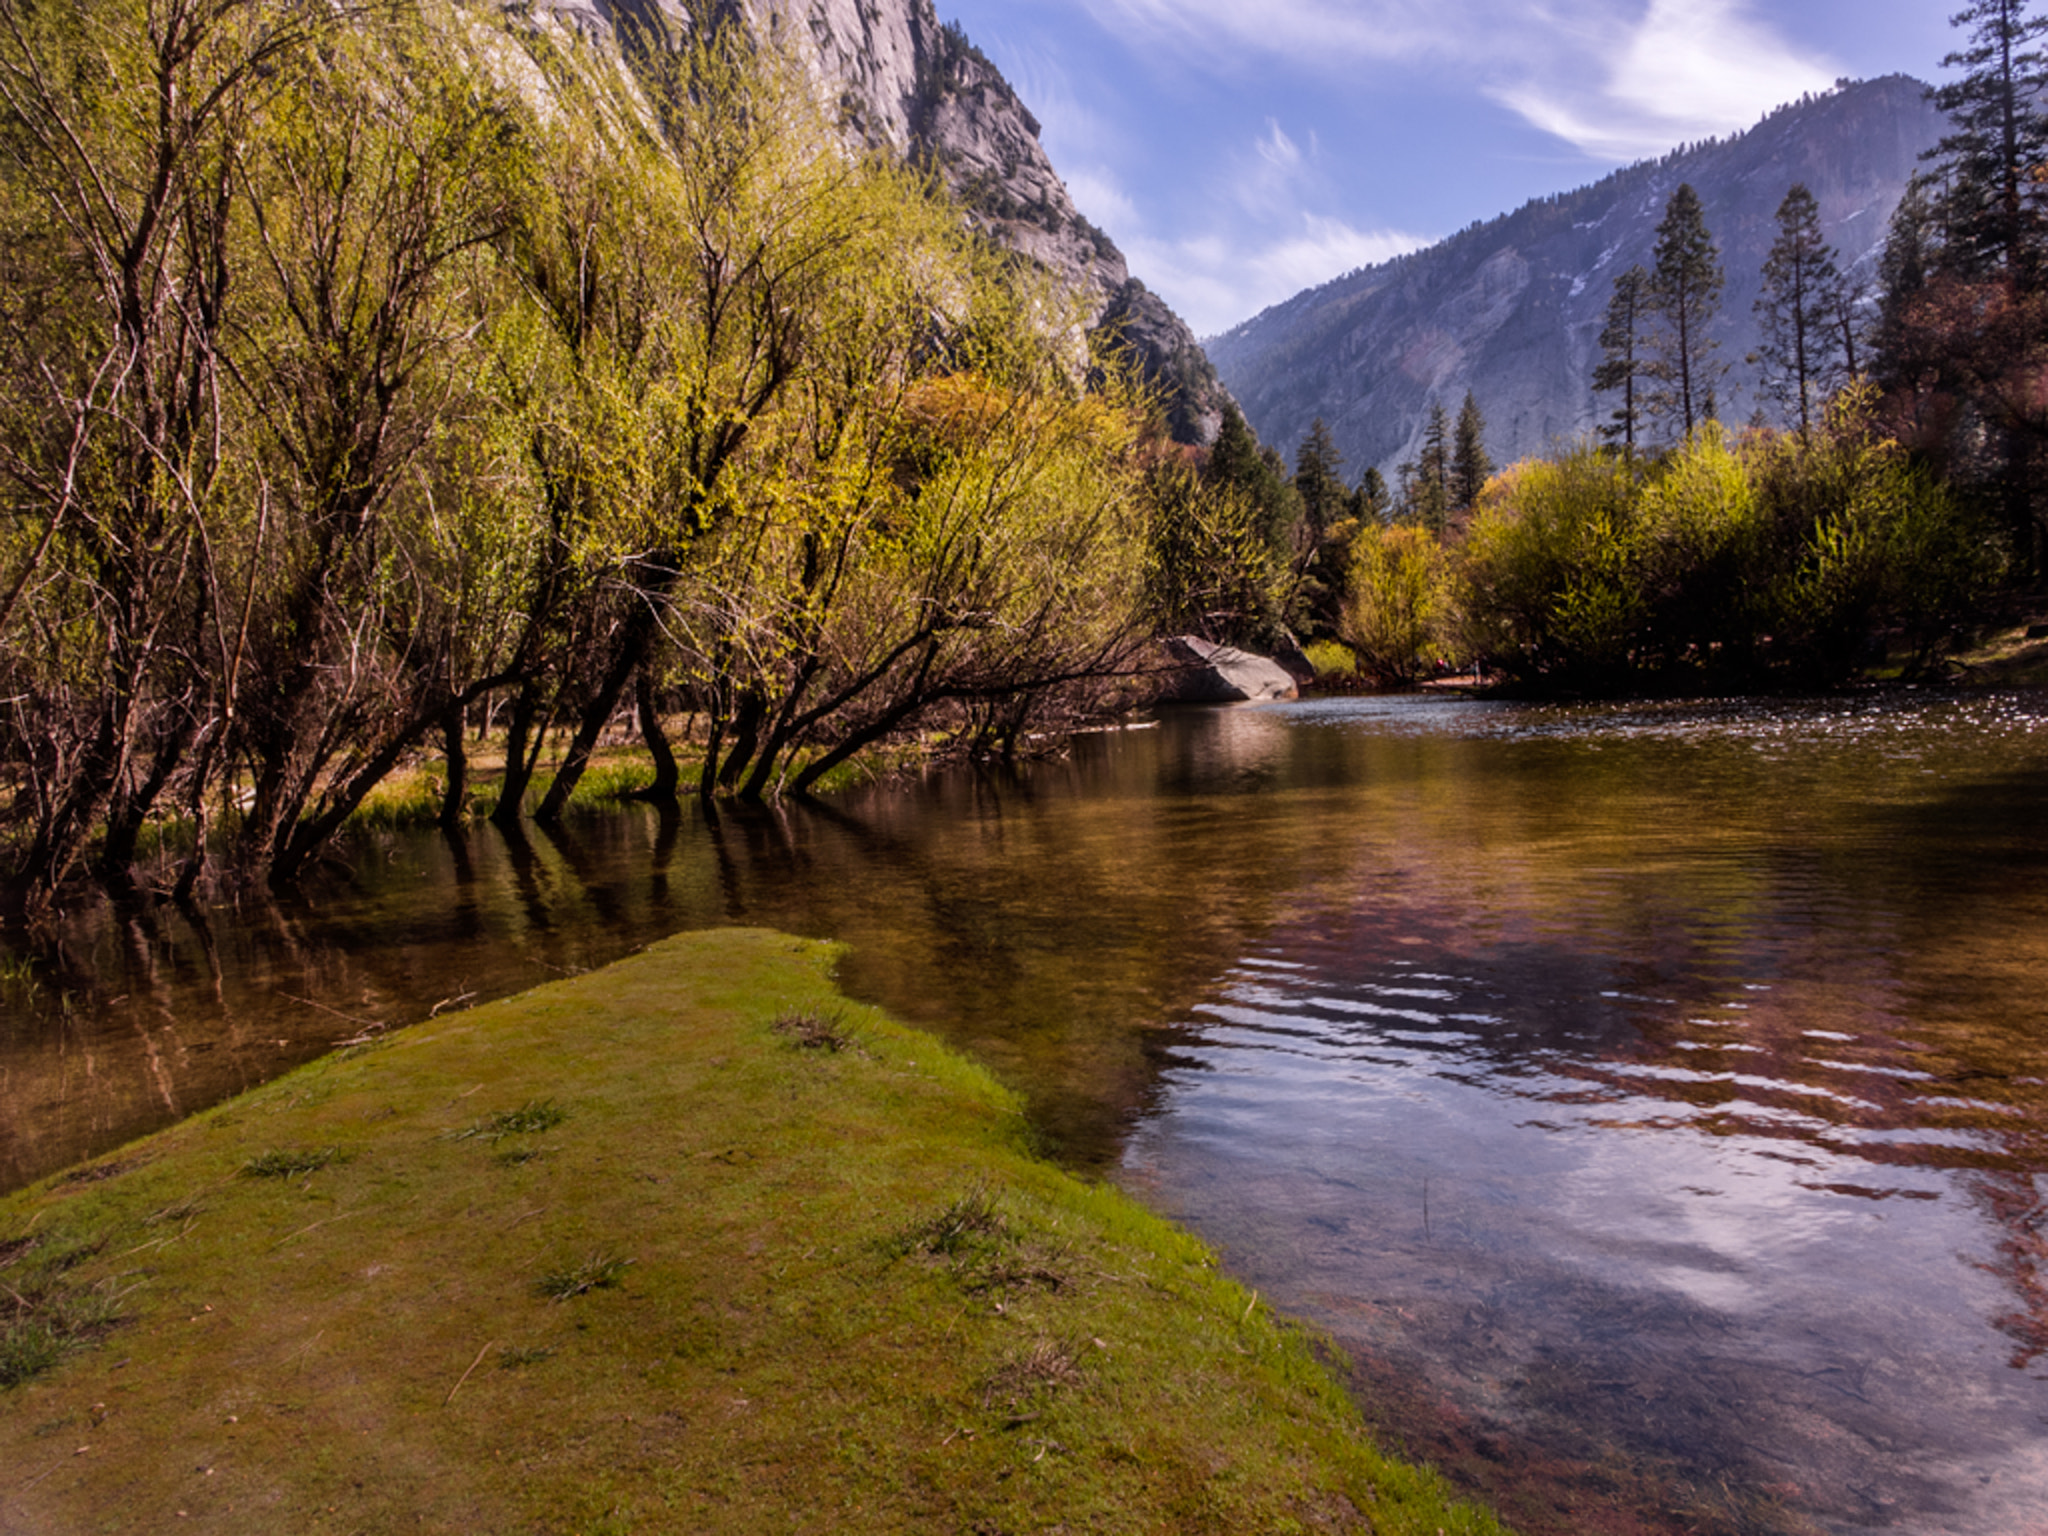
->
(0, 929, 1506, 1534)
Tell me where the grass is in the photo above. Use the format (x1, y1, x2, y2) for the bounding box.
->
(534, 1253, 635, 1302)
(239, 1147, 348, 1179)
(0, 929, 1510, 1536)
(449, 1098, 570, 1141)
(0, 1233, 128, 1389)
(771, 1005, 856, 1052)
(1947, 615, 2048, 686)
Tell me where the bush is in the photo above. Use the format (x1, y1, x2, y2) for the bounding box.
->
(1437, 394, 2001, 693)
(1344, 523, 1447, 682)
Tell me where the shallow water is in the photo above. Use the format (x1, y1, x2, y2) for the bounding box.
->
(4, 690, 2046, 1534)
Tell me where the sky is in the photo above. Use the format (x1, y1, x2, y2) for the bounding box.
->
(933, 1, 1959, 337)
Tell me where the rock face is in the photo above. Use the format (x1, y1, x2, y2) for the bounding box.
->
(1205, 76, 1947, 478)
(1159, 636, 1300, 704)
(554, 0, 1230, 443)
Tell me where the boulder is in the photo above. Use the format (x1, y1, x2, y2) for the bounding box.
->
(1159, 636, 1300, 704)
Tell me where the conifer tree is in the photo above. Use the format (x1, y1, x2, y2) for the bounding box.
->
(1205, 403, 1301, 567)
(1592, 264, 1650, 463)
(1927, 0, 2048, 283)
(1404, 402, 1451, 533)
(1646, 183, 1725, 439)
(1451, 391, 1492, 508)
(1292, 418, 1348, 536)
(1752, 183, 1843, 439)
(1870, 175, 1941, 390)
(1353, 465, 1390, 524)
(1290, 418, 1353, 636)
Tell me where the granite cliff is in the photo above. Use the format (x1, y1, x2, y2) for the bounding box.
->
(1206, 76, 1947, 478)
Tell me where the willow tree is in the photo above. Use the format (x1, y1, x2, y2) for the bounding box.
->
(0, 0, 319, 910)
(672, 258, 1153, 799)
(225, 18, 521, 887)
(521, 23, 922, 823)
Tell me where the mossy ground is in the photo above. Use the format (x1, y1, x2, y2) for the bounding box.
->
(0, 929, 1507, 1535)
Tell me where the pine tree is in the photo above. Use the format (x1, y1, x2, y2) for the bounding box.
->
(1870, 175, 1944, 395)
(1405, 402, 1451, 533)
(1451, 391, 1492, 508)
(1292, 419, 1347, 536)
(1646, 184, 1726, 439)
(1206, 403, 1302, 569)
(1592, 264, 1650, 463)
(1751, 184, 1843, 439)
(1353, 465, 1390, 524)
(1926, 0, 2048, 283)
(1291, 419, 1353, 635)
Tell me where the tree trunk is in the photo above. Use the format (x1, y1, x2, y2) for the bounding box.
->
(628, 668, 680, 805)
(534, 608, 655, 825)
(437, 698, 469, 829)
(491, 681, 546, 829)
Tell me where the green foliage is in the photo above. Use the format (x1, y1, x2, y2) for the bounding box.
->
(1454, 445, 1640, 682)
(1204, 404, 1302, 569)
(0, 1, 1164, 901)
(1300, 639, 1357, 680)
(1344, 523, 1447, 683)
(1446, 399, 2001, 691)
(1289, 419, 1356, 636)
(1451, 391, 1493, 510)
(1141, 458, 1284, 647)
(1926, 0, 2048, 280)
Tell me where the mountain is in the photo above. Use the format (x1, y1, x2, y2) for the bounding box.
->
(541, 0, 1229, 444)
(1204, 76, 1948, 478)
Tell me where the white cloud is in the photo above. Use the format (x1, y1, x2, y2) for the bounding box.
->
(1078, 0, 1839, 162)
(1123, 216, 1427, 337)
(1495, 0, 1839, 159)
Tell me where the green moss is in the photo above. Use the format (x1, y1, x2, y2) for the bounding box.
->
(0, 929, 1508, 1535)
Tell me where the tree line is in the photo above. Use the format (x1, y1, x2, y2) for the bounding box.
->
(1212, 0, 2041, 696)
(0, 0, 1170, 914)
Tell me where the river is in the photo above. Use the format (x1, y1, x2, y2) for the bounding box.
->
(4, 690, 2045, 1535)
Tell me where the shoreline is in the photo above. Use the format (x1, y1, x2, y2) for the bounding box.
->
(0, 929, 1507, 1534)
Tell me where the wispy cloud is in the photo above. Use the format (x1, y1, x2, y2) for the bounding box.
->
(1060, 117, 1427, 335)
(1076, 0, 1839, 161)
(1494, 0, 1838, 158)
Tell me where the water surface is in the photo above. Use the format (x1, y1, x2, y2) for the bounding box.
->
(4, 691, 2045, 1535)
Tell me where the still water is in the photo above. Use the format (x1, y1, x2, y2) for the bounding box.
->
(4, 691, 2046, 1535)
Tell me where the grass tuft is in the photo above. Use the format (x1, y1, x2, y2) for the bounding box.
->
(981, 1335, 1085, 1413)
(1, 1237, 131, 1389)
(772, 1007, 855, 1052)
(451, 1099, 570, 1142)
(497, 1345, 555, 1370)
(241, 1148, 348, 1179)
(534, 1254, 633, 1303)
(902, 1186, 1008, 1258)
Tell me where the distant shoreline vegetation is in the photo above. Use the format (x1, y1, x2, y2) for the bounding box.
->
(1206, 2, 2048, 699)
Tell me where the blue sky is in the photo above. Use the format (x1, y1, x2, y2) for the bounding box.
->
(936, 1, 1957, 336)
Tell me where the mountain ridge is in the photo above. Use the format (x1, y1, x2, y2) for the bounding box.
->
(1206, 75, 1947, 477)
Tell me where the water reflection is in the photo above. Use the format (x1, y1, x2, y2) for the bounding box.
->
(4, 690, 2047, 1534)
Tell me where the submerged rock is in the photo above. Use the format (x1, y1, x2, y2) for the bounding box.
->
(1160, 636, 1300, 703)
